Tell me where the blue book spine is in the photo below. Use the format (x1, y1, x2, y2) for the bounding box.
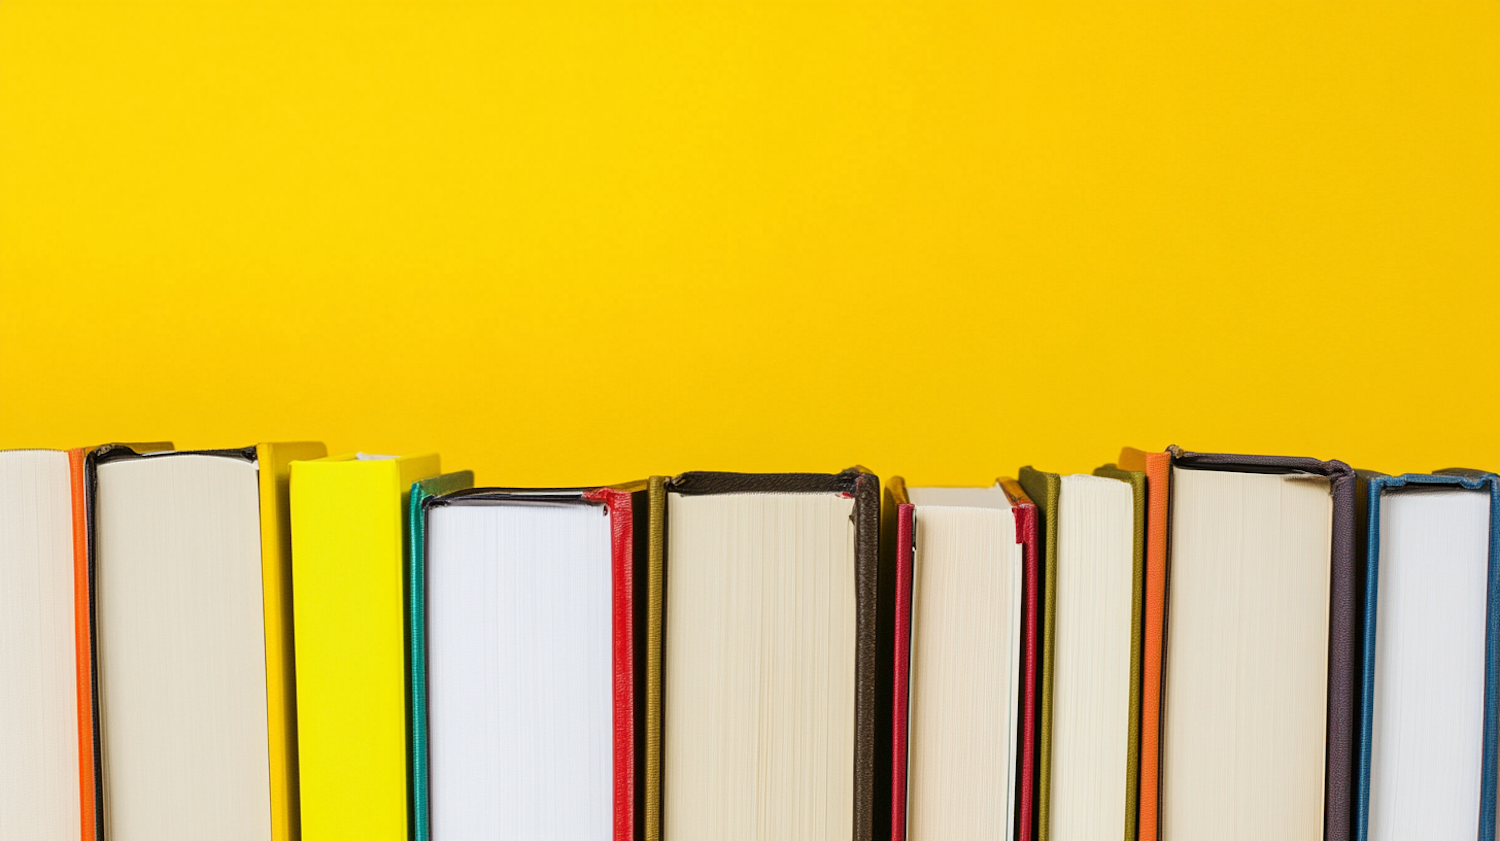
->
(1356, 471, 1500, 841)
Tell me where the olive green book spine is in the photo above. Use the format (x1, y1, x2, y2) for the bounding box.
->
(644, 476, 666, 841)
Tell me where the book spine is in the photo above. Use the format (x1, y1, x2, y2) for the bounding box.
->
(292, 461, 409, 841)
(645, 477, 667, 841)
(1137, 453, 1169, 841)
(890, 503, 914, 841)
(408, 482, 433, 841)
(1016, 500, 1039, 841)
(586, 487, 637, 841)
(67, 448, 98, 841)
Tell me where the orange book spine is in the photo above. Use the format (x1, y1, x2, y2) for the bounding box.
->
(67, 447, 96, 841)
(1120, 447, 1168, 841)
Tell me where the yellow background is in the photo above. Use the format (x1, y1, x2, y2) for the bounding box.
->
(3, 1, 1496, 486)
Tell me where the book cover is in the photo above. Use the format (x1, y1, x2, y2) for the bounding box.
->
(406, 478, 659, 841)
(1, 449, 87, 841)
(660, 468, 879, 841)
(1166, 446, 1356, 841)
(888, 477, 1040, 841)
(405, 471, 474, 841)
(256, 441, 328, 841)
(1001, 478, 1041, 841)
(1017, 467, 1061, 841)
(1115, 447, 1168, 841)
(87, 442, 313, 841)
(76, 442, 171, 841)
(644, 475, 666, 841)
(291, 452, 441, 841)
(1355, 469, 1500, 841)
(886, 477, 913, 841)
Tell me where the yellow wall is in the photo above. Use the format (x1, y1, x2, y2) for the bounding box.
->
(3, 1, 1496, 486)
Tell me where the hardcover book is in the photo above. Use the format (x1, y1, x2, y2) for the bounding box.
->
(1356, 469, 1499, 841)
(887, 477, 1039, 841)
(1159, 447, 1355, 841)
(71, 443, 170, 841)
(409, 479, 650, 841)
(655, 469, 878, 841)
(1018, 465, 1144, 841)
(1, 449, 85, 841)
(290, 452, 445, 841)
(88, 441, 324, 841)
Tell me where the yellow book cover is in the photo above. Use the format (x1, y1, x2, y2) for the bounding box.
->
(257, 441, 327, 841)
(291, 452, 441, 841)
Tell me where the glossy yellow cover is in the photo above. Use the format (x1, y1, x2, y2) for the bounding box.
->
(291, 453, 440, 841)
(257, 441, 327, 841)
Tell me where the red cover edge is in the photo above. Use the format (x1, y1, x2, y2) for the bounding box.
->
(892, 502, 915, 841)
(1013, 497, 1039, 841)
(586, 487, 635, 841)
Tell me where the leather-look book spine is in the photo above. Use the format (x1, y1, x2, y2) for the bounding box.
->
(1354, 470, 1500, 841)
(1167, 447, 1357, 841)
(663, 468, 880, 841)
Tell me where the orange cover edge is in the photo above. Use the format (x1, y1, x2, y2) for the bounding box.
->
(1120, 446, 1168, 841)
(67, 448, 96, 841)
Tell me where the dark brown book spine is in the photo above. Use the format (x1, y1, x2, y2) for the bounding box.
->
(667, 468, 879, 841)
(1168, 448, 1355, 841)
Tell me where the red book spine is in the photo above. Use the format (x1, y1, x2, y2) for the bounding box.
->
(586, 488, 635, 841)
(1013, 498, 1039, 841)
(891, 503, 915, 841)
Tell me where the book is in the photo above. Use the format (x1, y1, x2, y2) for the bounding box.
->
(1113, 447, 1169, 841)
(290, 452, 444, 841)
(1160, 447, 1355, 841)
(88, 441, 323, 841)
(73, 443, 169, 841)
(1356, 469, 1499, 841)
(1018, 466, 1144, 841)
(1, 448, 84, 841)
(887, 477, 1039, 841)
(407, 472, 476, 841)
(655, 469, 878, 841)
(409, 480, 649, 841)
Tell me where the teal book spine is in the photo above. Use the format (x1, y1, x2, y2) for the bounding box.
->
(407, 471, 474, 841)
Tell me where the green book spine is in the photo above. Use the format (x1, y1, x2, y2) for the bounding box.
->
(407, 471, 475, 841)
(645, 476, 667, 841)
